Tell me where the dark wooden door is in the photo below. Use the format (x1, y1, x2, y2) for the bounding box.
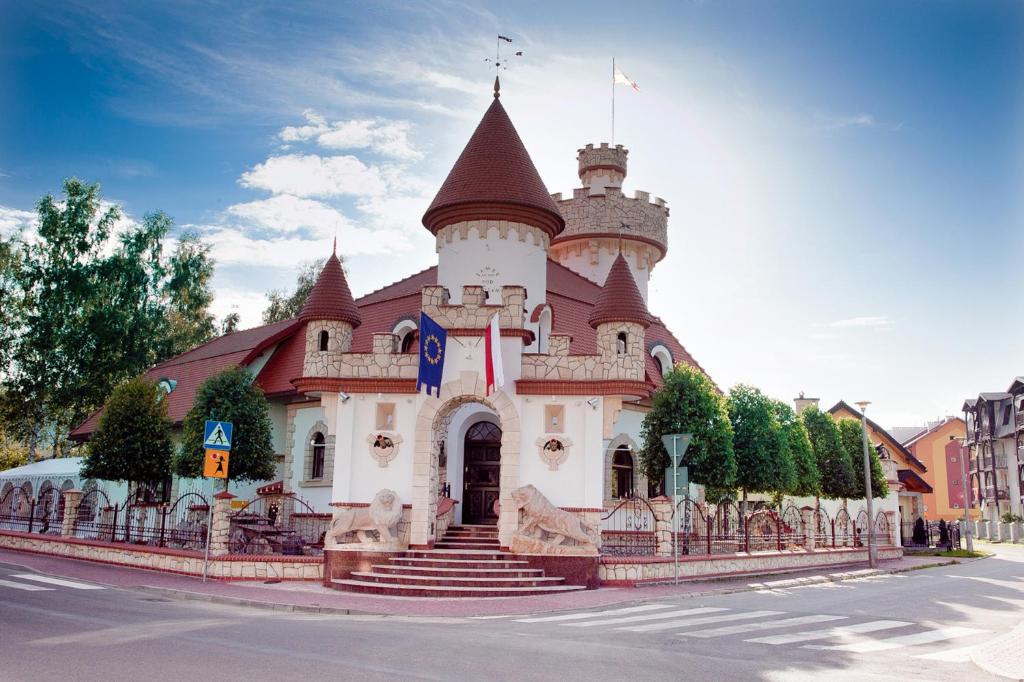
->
(463, 422, 502, 525)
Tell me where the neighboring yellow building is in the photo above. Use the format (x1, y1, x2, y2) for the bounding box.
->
(903, 418, 979, 522)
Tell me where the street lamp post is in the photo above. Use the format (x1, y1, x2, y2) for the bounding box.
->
(855, 400, 876, 568)
(951, 434, 974, 552)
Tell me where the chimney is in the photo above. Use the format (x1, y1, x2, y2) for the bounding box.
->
(794, 391, 820, 415)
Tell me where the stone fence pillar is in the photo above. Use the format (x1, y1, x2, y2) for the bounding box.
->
(99, 506, 116, 542)
(209, 491, 235, 556)
(801, 508, 816, 550)
(650, 496, 674, 557)
(60, 489, 83, 538)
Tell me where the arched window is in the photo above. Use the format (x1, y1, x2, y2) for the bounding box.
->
(611, 446, 634, 499)
(400, 331, 417, 353)
(310, 432, 326, 480)
(318, 330, 329, 352)
(616, 332, 628, 355)
(650, 345, 673, 377)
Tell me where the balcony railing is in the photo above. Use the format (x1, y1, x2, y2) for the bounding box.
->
(983, 485, 1010, 501)
(981, 455, 1009, 469)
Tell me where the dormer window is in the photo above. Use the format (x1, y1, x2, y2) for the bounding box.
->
(616, 332, 628, 355)
(318, 330, 329, 352)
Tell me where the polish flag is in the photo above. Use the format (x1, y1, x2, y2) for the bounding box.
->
(485, 313, 505, 396)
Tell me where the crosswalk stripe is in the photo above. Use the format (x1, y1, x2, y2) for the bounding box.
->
(0, 578, 54, 592)
(680, 614, 846, 639)
(514, 603, 673, 623)
(563, 607, 727, 628)
(620, 610, 784, 633)
(10, 574, 104, 590)
(746, 620, 913, 645)
(806, 626, 985, 653)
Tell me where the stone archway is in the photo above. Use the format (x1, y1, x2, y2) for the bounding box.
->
(411, 372, 520, 548)
(604, 434, 647, 504)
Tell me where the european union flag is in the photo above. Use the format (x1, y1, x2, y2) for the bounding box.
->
(417, 312, 447, 397)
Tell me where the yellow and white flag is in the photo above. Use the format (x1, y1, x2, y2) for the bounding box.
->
(614, 65, 639, 91)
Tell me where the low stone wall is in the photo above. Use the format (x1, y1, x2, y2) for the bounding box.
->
(0, 530, 322, 581)
(600, 546, 903, 586)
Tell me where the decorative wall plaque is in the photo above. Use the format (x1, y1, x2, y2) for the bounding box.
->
(366, 432, 403, 467)
(535, 435, 573, 471)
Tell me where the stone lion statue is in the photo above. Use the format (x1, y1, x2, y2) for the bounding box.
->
(325, 488, 402, 546)
(511, 484, 598, 547)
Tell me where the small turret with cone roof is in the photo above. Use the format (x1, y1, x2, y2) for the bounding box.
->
(301, 241, 361, 377)
(590, 252, 651, 362)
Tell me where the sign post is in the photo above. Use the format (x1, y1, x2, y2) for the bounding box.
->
(202, 420, 232, 582)
(661, 434, 692, 584)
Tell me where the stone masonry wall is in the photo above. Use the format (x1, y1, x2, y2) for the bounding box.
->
(303, 320, 353, 376)
(553, 186, 668, 251)
(520, 322, 645, 382)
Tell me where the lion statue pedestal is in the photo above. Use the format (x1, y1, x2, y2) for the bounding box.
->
(509, 484, 599, 557)
(325, 489, 405, 551)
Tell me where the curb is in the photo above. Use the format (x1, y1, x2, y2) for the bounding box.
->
(970, 622, 1024, 680)
(135, 585, 374, 616)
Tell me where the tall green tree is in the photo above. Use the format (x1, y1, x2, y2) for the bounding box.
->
(639, 365, 736, 492)
(262, 257, 328, 323)
(1, 180, 216, 456)
(801, 406, 856, 500)
(728, 385, 790, 510)
(774, 400, 818, 498)
(175, 366, 276, 485)
(837, 418, 889, 499)
(82, 377, 173, 486)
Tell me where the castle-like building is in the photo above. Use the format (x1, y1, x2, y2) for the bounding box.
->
(72, 81, 708, 593)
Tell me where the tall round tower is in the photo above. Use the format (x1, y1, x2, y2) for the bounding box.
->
(549, 143, 668, 303)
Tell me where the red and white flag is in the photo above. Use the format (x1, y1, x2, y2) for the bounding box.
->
(614, 65, 640, 92)
(484, 313, 505, 396)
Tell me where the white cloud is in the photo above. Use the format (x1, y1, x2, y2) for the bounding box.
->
(828, 316, 893, 328)
(279, 110, 422, 160)
(813, 112, 902, 132)
(209, 287, 270, 331)
(239, 153, 387, 198)
(226, 194, 353, 238)
(0, 206, 37, 238)
(200, 222, 409, 267)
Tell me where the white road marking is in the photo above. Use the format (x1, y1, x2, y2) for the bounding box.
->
(563, 607, 727, 627)
(746, 619, 913, 645)
(514, 603, 673, 623)
(680, 614, 846, 638)
(806, 626, 985, 653)
(621, 610, 785, 633)
(10, 574, 105, 590)
(0, 578, 54, 591)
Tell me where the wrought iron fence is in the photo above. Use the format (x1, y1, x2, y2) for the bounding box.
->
(600, 496, 657, 556)
(227, 493, 332, 556)
(901, 517, 961, 550)
(0, 484, 34, 532)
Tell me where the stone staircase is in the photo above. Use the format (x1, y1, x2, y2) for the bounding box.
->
(331, 524, 585, 597)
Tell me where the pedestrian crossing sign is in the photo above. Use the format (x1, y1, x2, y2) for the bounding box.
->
(203, 420, 233, 451)
(203, 449, 230, 479)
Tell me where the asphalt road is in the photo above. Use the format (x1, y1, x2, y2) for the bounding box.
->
(1, 546, 1022, 681)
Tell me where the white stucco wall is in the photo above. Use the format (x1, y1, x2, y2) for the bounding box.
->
(289, 404, 332, 510)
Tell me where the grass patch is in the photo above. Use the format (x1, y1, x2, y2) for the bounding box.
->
(937, 549, 988, 558)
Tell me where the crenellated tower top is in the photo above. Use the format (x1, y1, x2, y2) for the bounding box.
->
(549, 143, 669, 303)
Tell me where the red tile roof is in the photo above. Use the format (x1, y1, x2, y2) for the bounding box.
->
(422, 96, 564, 239)
(588, 253, 651, 328)
(299, 252, 361, 327)
(70, 318, 299, 440)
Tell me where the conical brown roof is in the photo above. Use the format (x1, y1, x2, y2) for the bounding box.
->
(298, 251, 361, 327)
(589, 253, 651, 328)
(422, 95, 564, 238)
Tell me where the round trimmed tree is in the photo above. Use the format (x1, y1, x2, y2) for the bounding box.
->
(728, 385, 790, 511)
(639, 364, 735, 494)
(773, 400, 818, 498)
(82, 377, 173, 487)
(175, 366, 275, 486)
(837, 418, 889, 499)
(801, 406, 855, 500)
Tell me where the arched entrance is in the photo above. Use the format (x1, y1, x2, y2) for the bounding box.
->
(463, 421, 502, 524)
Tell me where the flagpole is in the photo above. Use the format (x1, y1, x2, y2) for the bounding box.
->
(611, 57, 615, 144)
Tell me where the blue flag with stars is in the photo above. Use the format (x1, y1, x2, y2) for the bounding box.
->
(417, 312, 447, 397)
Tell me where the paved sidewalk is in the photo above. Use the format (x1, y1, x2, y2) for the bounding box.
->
(0, 548, 962, 617)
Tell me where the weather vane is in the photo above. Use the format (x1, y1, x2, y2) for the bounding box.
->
(485, 35, 522, 97)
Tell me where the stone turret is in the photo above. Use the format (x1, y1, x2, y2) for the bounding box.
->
(550, 143, 669, 303)
(589, 253, 650, 382)
(301, 249, 361, 377)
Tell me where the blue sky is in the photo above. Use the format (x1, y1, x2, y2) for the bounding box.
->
(1, 0, 1021, 427)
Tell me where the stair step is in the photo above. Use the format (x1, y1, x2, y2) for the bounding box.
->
(407, 550, 515, 560)
(332, 578, 586, 598)
(434, 543, 502, 550)
(437, 535, 499, 543)
(390, 558, 529, 569)
(440, 533, 499, 539)
(352, 571, 566, 588)
(372, 564, 543, 577)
